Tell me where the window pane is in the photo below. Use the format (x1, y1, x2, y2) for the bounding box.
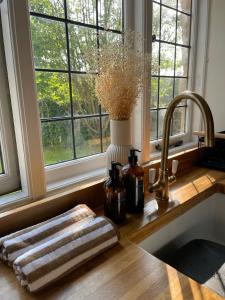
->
(151, 77, 158, 108)
(36, 72, 71, 118)
(41, 120, 74, 165)
(158, 109, 166, 138)
(152, 42, 159, 75)
(102, 116, 110, 151)
(178, 0, 191, 14)
(30, 17, 67, 70)
(173, 107, 186, 135)
(98, 0, 122, 31)
(67, 0, 96, 25)
(153, 3, 160, 40)
(159, 77, 174, 108)
(72, 74, 99, 116)
(99, 31, 122, 48)
(160, 43, 175, 76)
(177, 13, 190, 46)
(161, 7, 176, 43)
(174, 78, 187, 96)
(69, 25, 97, 72)
(176, 46, 189, 76)
(150, 110, 157, 141)
(162, 0, 177, 9)
(74, 117, 101, 158)
(29, 0, 64, 18)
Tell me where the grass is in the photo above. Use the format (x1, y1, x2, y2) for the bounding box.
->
(44, 137, 110, 166)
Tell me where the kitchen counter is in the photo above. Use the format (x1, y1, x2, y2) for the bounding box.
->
(1, 167, 225, 300)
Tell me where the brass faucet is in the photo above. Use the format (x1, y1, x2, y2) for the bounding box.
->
(149, 91, 215, 201)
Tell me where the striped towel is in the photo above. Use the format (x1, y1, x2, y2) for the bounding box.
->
(13, 216, 119, 292)
(0, 204, 95, 265)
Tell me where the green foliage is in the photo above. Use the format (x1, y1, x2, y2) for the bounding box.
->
(29, 0, 121, 164)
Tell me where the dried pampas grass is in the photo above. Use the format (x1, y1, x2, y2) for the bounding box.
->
(87, 31, 150, 120)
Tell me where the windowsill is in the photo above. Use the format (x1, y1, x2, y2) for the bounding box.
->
(0, 141, 198, 215)
(149, 141, 198, 162)
(46, 167, 107, 196)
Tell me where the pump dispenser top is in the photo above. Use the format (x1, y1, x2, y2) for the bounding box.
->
(128, 149, 141, 165)
(109, 162, 121, 184)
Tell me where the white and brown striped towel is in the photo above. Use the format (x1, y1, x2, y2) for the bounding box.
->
(13, 216, 119, 292)
(0, 204, 95, 265)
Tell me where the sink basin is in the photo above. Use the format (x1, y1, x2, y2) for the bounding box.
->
(139, 193, 225, 297)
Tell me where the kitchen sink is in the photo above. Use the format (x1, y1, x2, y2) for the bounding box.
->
(139, 193, 225, 297)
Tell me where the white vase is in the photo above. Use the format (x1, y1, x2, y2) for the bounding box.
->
(106, 119, 133, 169)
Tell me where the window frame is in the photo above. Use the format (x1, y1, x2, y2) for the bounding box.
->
(149, 0, 198, 154)
(0, 41, 20, 195)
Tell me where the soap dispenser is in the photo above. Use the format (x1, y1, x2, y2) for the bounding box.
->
(104, 161, 126, 224)
(122, 149, 144, 213)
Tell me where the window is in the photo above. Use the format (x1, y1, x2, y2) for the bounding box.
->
(150, 0, 192, 141)
(29, 0, 123, 166)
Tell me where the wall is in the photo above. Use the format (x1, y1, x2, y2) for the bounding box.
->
(205, 0, 225, 132)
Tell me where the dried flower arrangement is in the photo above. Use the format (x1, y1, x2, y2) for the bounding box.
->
(87, 31, 150, 120)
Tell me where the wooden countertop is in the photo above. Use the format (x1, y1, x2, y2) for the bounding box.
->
(1, 167, 225, 300)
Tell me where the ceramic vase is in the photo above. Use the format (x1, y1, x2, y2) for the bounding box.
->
(106, 119, 133, 169)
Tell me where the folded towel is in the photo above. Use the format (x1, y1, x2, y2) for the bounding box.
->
(13, 216, 119, 292)
(0, 204, 95, 265)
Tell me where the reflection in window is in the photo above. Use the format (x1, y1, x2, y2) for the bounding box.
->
(29, 0, 123, 165)
(150, 0, 192, 140)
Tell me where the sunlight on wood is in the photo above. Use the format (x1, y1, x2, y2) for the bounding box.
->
(166, 265, 184, 300)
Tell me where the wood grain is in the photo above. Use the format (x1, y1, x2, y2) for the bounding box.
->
(0, 152, 225, 299)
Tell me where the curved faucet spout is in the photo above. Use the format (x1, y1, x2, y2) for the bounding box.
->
(161, 91, 214, 171)
(149, 91, 215, 201)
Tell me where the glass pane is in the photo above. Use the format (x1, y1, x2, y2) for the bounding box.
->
(152, 42, 159, 75)
(158, 109, 166, 138)
(160, 43, 175, 76)
(153, 3, 160, 40)
(162, 0, 177, 9)
(172, 107, 186, 135)
(41, 120, 73, 165)
(159, 77, 174, 108)
(174, 78, 187, 96)
(176, 46, 189, 76)
(150, 110, 157, 141)
(69, 25, 97, 72)
(72, 74, 99, 116)
(102, 116, 110, 151)
(75, 117, 101, 158)
(29, 0, 64, 18)
(177, 13, 191, 45)
(30, 17, 67, 70)
(67, 0, 96, 25)
(151, 77, 158, 108)
(178, 0, 191, 14)
(36, 72, 71, 118)
(99, 31, 122, 48)
(161, 7, 176, 43)
(98, 0, 122, 31)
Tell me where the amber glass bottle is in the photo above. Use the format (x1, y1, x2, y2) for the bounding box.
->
(104, 162, 126, 224)
(122, 149, 144, 213)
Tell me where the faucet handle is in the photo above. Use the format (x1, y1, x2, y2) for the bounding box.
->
(149, 168, 156, 184)
(172, 160, 179, 175)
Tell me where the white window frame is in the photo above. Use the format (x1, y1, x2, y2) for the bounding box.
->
(0, 0, 209, 209)
(149, 0, 199, 157)
(0, 35, 20, 195)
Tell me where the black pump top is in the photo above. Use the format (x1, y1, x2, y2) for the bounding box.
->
(128, 149, 141, 165)
(109, 161, 122, 182)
